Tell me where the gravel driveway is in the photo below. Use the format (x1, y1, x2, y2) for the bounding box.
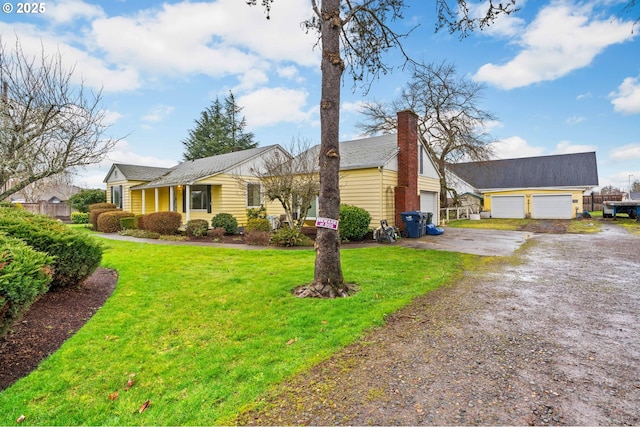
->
(238, 223, 640, 425)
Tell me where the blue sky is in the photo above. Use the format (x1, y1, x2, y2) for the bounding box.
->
(1, 0, 639, 192)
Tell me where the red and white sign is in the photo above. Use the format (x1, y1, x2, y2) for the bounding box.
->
(315, 217, 339, 230)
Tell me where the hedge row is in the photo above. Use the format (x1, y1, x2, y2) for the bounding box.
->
(0, 232, 54, 335)
(0, 207, 103, 289)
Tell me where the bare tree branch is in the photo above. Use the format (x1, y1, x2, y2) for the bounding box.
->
(0, 37, 119, 200)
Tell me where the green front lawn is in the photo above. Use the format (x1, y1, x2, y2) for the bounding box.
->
(0, 239, 473, 425)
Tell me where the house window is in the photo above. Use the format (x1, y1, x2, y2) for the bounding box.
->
(246, 183, 261, 208)
(190, 185, 209, 211)
(111, 185, 123, 209)
(295, 194, 318, 219)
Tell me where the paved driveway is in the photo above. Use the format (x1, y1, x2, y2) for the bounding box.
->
(400, 226, 532, 256)
(240, 223, 640, 425)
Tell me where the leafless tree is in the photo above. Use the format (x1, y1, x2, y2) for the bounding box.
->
(13, 171, 75, 202)
(250, 137, 320, 232)
(0, 37, 118, 201)
(248, 0, 518, 298)
(358, 61, 497, 208)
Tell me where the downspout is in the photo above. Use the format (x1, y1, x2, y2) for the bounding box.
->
(378, 166, 383, 224)
(185, 184, 191, 223)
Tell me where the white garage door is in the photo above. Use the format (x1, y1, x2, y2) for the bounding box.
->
(492, 196, 525, 218)
(420, 191, 438, 223)
(532, 194, 572, 219)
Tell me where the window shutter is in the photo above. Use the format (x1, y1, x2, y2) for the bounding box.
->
(182, 189, 186, 212)
(207, 185, 212, 213)
(119, 185, 123, 208)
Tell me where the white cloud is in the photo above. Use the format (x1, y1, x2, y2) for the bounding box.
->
(565, 115, 586, 125)
(238, 87, 314, 127)
(46, 0, 105, 25)
(468, 0, 527, 38)
(489, 136, 545, 159)
(554, 141, 595, 154)
(0, 22, 141, 92)
(341, 100, 367, 114)
(233, 69, 270, 93)
(610, 143, 640, 161)
(142, 104, 175, 123)
(90, 0, 317, 81)
(474, 3, 636, 89)
(102, 109, 123, 126)
(610, 76, 640, 115)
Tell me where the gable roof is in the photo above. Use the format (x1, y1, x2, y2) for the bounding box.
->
(134, 145, 282, 189)
(302, 134, 400, 171)
(104, 164, 173, 182)
(447, 152, 599, 190)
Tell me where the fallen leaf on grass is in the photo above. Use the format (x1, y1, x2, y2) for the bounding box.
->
(125, 379, 135, 390)
(139, 399, 151, 413)
(16, 415, 26, 423)
(286, 338, 298, 345)
(108, 391, 119, 401)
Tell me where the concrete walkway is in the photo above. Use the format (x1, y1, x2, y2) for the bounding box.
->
(94, 227, 532, 257)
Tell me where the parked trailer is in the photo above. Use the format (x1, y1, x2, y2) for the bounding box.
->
(603, 200, 639, 220)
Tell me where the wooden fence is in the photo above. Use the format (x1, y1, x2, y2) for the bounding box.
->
(20, 202, 71, 220)
(583, 194, 623, 212)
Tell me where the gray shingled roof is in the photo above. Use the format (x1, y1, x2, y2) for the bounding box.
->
(303, 134, 399, 171)
(114, 164, 174, 181)
(134, 145, 278, 189)
(447, 152, 599, 190)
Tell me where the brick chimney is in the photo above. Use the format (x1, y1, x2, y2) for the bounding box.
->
(394, 110, 420, 228)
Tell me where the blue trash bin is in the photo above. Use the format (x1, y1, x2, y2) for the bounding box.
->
(401, 211, 421, 238)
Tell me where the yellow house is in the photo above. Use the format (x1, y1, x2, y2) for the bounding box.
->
(103, 145, 289, 225)
(104, 111, 441, 229)
(303, 110, 441, 228)
(448, 152, 599, 219)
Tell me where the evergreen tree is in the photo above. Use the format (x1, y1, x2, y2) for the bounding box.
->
(182, 92, 257, 161)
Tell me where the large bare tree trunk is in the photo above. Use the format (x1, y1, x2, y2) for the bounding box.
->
(310, 0, 348, 297)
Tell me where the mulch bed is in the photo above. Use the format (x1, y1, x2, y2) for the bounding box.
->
(0, 268, 118, 391)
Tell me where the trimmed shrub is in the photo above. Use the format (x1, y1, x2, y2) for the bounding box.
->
(0, 233, 54, 336)
(0, 208, 102, 289)
(97, 211, 135, 233)
(88, 202, 117, 211)
(144, 211, 182, 235)
(211, 213, 238, 235)
(209, 227, 226, 241)
(245, 218, 271, 234)
(119, 229, 160, 239)
(89, 207, 120, 231)
(119, 216, 136, 230)
(246, 206, 267, 220)
(339, 204, 371, 241)
(135, 214, 146, 230)
(185, 219, 209, 237)
(245, 230, 271, 246)
(70, 212, 89, 224)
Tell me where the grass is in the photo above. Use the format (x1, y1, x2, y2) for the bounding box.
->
(445, 216, 603, 233)
(446, 218, 531, 230)
(0, 238, 473, 425)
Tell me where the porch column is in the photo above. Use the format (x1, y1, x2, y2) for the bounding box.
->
(185, 184, 191, 222)
(141, 190, 146, 214)
(155, 188, 159, 212)
(169, 186, 174, 211)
